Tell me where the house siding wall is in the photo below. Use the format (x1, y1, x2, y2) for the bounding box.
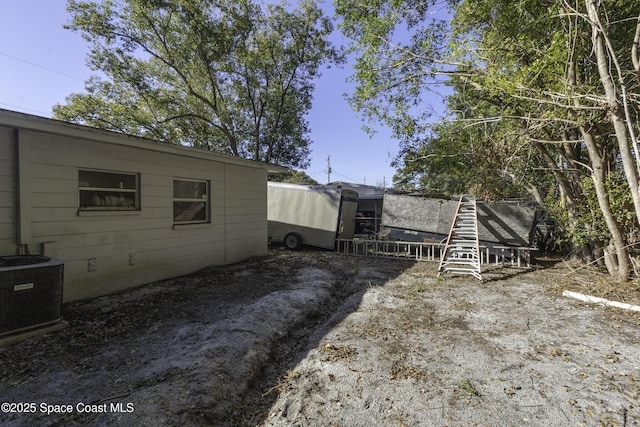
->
(1, 124, 268, 302)
(0, 127, 14, 252)
(224, 166, 268, 261)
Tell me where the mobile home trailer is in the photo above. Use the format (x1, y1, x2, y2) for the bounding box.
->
(267, 182, 358, 249)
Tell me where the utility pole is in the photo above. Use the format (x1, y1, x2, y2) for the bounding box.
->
(327, 155, 332, 184)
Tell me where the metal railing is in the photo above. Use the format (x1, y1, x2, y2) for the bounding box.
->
(335, 239, 535, 267)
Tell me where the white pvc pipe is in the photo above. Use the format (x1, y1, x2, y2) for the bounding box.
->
(562, 290, 640, 312)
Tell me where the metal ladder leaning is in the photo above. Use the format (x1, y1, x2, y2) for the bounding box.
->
(437, 194, 482, 280)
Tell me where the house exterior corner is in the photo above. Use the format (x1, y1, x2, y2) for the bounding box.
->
(0, 109, 277, 302)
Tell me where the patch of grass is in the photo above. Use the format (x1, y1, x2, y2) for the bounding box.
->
(457, 375, 481, 398)
(546, 259, 640, 307)
(413, 281, 425, 293)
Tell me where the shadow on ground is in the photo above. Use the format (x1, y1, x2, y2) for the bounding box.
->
(0, 247, 412, 426)
(1, 249, 639, 426)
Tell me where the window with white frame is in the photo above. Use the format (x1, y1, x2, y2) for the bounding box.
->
(173, 179, 209, 224)
(78, 169, 140, 211)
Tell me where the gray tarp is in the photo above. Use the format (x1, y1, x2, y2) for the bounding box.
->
(380, 194, 537, 247)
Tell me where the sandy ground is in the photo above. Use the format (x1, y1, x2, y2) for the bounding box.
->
(0, 248, 639, 426)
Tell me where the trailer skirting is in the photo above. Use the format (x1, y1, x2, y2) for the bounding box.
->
(335, 239, 535, 267)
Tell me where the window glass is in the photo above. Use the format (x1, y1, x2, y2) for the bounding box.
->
(173, 179, 209, 223)
(79, 170, 140, 210)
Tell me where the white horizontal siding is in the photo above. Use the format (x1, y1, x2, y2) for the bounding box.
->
(0, 207, 13, 222)
(5, 127, 268, 301)
(64, 245, 229, 300)
(0, 159, 12, 176)
(223, 167, 267, 263)
(0, 127, 14, 253)
(0, 224, 13, 247)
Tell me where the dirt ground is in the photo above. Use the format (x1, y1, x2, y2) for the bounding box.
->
(1, 247, 639, 426)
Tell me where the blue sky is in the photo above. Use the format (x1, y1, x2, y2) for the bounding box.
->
(0, 0, 413, 187)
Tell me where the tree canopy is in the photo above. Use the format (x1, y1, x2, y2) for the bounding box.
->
(54, 0, 342, 169)
(336, 0, 640, 279)
(268, 169, 319, 185)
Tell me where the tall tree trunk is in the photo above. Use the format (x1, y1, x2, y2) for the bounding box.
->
(633, 12, 640, 84)
(586, 0, 640, 226)
(581, 128, 629, 279)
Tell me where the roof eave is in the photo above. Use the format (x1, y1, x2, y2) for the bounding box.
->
(0, 108, 286, 172)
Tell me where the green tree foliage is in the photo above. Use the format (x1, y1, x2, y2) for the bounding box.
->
(54, 0, 342, 169)
(336, 0, 640, 278)
(335, 0, 451, 148)
(393, 98, 551, 201)
(268, 170, 319, 185)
